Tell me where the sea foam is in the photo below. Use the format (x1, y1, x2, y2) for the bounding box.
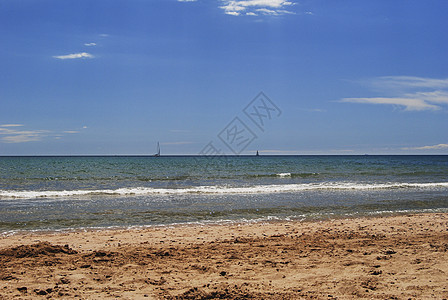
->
(276, 173, 292, 177)
(1, 182, 448, 199)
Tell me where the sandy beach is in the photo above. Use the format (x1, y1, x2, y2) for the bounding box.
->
(1, 213, 448, 299)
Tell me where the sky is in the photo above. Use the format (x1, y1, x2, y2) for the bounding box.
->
(1, 0, 448, 155)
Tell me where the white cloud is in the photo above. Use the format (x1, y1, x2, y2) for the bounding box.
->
(0, 125, 85, 143)
(226, 11, 241, 15)
(402, 143, 448, 150)
(411, 90, 448, 104)
(1, 135, 42, 143)
(53, 52, 94, 60)
(178, 0, 197, 2)
(256, 8, 279, 15)
(340, 97, 440, 111)
(220, 0, 295, 16)
(84, 43, 97, 47)
(371, 76, 448, 90)
(0, 127, 49, 143)
(276, 9, 295, 15)
(341, 76, 448, 111)
(0, 124, 24, 127)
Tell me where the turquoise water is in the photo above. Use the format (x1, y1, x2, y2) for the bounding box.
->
(1, 155, 448, 233)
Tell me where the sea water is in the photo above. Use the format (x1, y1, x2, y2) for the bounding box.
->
(1, 155, 447, 233)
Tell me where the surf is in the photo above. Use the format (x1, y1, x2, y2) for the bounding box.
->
(2, 182, 448, 199)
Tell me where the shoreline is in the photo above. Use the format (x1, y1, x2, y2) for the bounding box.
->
(2, 207, 447, 239)
(1, 213, 448, 299)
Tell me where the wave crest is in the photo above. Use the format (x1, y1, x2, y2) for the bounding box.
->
(1, 182, 448, 199)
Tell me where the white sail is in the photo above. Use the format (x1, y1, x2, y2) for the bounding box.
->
(154, 142, 160, 157)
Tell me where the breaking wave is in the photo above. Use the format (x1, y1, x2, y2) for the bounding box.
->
(1, 182, 448, 199)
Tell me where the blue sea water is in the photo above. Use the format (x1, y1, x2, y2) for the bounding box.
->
(1, 155, 447, 233)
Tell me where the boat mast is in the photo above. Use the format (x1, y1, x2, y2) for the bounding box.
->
(154, 142, 161, 157)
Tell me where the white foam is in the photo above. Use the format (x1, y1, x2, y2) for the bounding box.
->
(276, 173, 291, 177)
(1, 182, 448, 199)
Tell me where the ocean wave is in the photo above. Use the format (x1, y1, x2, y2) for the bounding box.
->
(276, 173, 291, 177)
(1, 182, 448, 199)
(3, 172, 319, 182)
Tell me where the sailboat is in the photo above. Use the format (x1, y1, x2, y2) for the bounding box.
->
(153, 142, 161, 157)
(256, 150, 259, 156)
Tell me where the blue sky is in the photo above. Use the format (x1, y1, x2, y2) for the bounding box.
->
(1, 0, 447, 155)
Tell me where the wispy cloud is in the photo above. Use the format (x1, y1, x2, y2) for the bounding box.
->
(341, 96, 441, 111)
(0, 124, 24, 127)
(341, 76, 448, 111)
(178, 0, 197, 2)
(371, 76, 448, 90)
(1, 135, 42, 143)
(53, 52, 94, 60)
(84, 43, 97, 47)
(0, 125, 48, 143)
(402, 143, 448, 151)
(0, 124, 83, 143)
(220, 0, 295, 16)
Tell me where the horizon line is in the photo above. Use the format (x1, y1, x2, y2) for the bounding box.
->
(1, 154, 447, 157)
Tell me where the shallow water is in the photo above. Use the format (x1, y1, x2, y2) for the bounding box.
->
(1, 155, 447, 233)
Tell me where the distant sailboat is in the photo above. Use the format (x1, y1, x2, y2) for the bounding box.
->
(256, 150, 259, 156)
(154, 142, 161, 157)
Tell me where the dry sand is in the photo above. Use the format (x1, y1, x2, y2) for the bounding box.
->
(1, 213, 448, 299)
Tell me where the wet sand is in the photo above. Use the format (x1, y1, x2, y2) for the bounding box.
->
(1, 213, 448, 299)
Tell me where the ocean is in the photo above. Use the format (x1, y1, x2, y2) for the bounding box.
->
(1, 155, 447, 234)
